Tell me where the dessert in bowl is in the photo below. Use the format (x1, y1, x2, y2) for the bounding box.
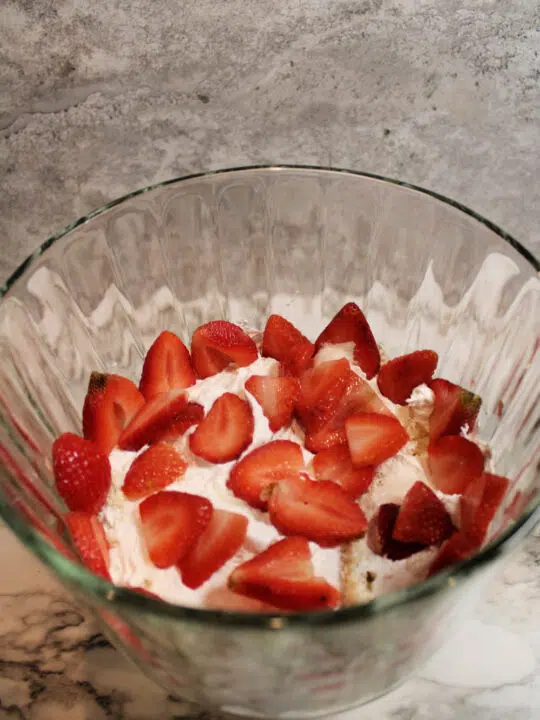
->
(0, 166, 538, 718)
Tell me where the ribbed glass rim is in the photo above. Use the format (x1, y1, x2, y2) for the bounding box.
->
(1, 164, 539, 630)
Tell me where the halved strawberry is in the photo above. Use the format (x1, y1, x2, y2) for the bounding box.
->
(428, 379, 482, 440)
(262, 314, 315, 376)
(191, 321, 258, 378)
(315, 302, 380, 379)
(427, 435, 485, 495)
(345, 413, 408, 467)
(312, 445, 374, 498)
(52, 433, 111, 514)
(460, 472, 510, 543)
(366, 503, 426, 560)
(204, 586, 281, 612)
(82, 372, 145, 454)
(267, 474, 367, 547)
(227, 440, 304, 510)
(392, 482, 454, 546)
(139, 331, 196, 400)
(228, 536, 340, 611)
(178, 509, 248, 589)
(245, 374, 300, 431)
(65, 511, 111, 580)
(189, 393, 254, 463)
(122, 443, 188, 501)
(296, 359, 351, 434)
(428, 531, 480, 576)
(148, 402, 204, 445)
(139, 491, 213, 568)
(377, 350, 438, 405)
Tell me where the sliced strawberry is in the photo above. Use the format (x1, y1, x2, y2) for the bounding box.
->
(428, 378, 482, 440)
(392, 481, 454, 545)
(122, 443, 188, 501)
(366, 503, 426, 560)
(427, 435, 485, 495)
(178, 509, 248, 589)
(139, 331, 196, 400)
(312, 445, 375, 498)
(52, 433, 111, 514)
(227, 440, 304, 510)
(460, 472, 510, 543)
(315, 303, 380, 379)
(82, 372, 145, 454)
(204, 586, 281, 612)
(148, 402, 204, 445)
(377, 350, 438, 405)
(65, 511, 111, 580)
(428, 531, 480, 576)
(267, 474, 367, 547)
(261, 314, 315, 376)
(189, 393, 254, 463)
(139, 491, 213, 568)
(228, 536, 340, 611)
(345, 412, 408, 467)
(245, 374, 300, 431)
(191, 321, 258, 378)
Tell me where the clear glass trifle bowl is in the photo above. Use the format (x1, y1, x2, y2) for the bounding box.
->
(0, 166, 538, 719)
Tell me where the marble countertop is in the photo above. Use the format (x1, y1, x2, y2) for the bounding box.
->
(1, 0, 539, 718)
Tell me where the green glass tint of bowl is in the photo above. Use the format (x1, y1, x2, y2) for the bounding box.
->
(0, 166, 538, 719)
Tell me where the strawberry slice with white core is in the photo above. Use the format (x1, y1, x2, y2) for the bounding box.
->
(366, 503, 426, 560)
(428, 378, 482, 440)
(377, 350, 438, 405)
(139, 330, 196, 400)
(65, 511, 111, 580)
(312, 445, 375, 498)
(122, 442, 188, 501)
(460, 472, 510, 543)
(148, 402, 204, 445)
(392, 481, 454, 546)
(139, 491, 213, 568)
(191, 321, 258, 378)
(261, 314, 315, 376)
(53, 433, 111, 514)
(227, 440, 305, 510)
(83, 372, 145, 454)
(267, 474, 367, 547)
(345, 412, 409, 467)
(178, 509, 248, 589)
(245, 374, 300, 431)
(228, 536, 340, 611)
(427, 435, 485, 495)
(189, 393, 254, 463)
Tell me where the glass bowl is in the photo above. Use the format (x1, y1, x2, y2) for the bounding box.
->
(0, 166, 538, 719)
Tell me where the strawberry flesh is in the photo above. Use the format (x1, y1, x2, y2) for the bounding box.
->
(122, 442, 188, 501)
(118, 390, 196, 451)
(366, 503, 425, 560)
(312, 445, 375, 498)
(65, 511, 111, 580)
(204, 586, 281, 612)
(392, 481, 454, 546)
(428, 378, 482, 440)
(262, 314, 315, 376)
(460, 472, 510, 543)
(428, 531, 480, 576)
(345, 412, 409, 467)
(189, 392, 254, 463)
(139, 330, 196, 400)
(148, 402, 204, 445)
(427, 435, 485, 495)
(191, 321, 258, 378)
(245, 374, 300, 431)
(377, 350, 438, 405)
(53, 433, 111, 514)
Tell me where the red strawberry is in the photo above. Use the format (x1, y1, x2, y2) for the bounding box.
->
(204, 586, 281, 612)
(367, 503, 426, 560)
(122, 443, 188, 501)
(315, 303, 380, 379)
(345, 413, 408, 467)
(428, 379, 482, 440)
(428, 531, 480, 576)
(228, 537, 340, 611)
(227, 440, 304, 510)
(377, 350, 438, 405)
(245, 374, 300, 431)
(262, 314, 315, 376)
(139, 331, 196, 400)
(427, 435, 485, 495)
(460, 472, 510, 543)
(191, 321, 258, 378)
(189, 393, 254, 463)
(52, 433, 111, 514)
(178, 509, 248, 589)
(82, 372, 145, 454)
(267, 474, 367, 547)
(392, 481, 454, 545)
(65, 512, 111, 580)
(148, 402, 204, 445)
(312, 445, 375, 498)
(139, 491, 213, 568)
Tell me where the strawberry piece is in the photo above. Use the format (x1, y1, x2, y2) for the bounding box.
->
(428, 531, 480, 576)
(261, 314, 315, 376)
(312, 445, 374, 498)
(428, 378, 482, 440)
(377, 350, 438, 405)
(267, 474, 367, 547)
(204, 586, 281, 612)
(82, 372, 145, 454)
(148, 402, 204, 445)
(366, 503, 426, 560)
(189, 393, 254, 463)
(345, 412, 409, 467)
(245, 374, 300, 431)
(460, 472, 510, 543)
(227, 440, 304, 510)
(52, 433, 111, 514)
(139, 491, 213, 568)
(178, 509, 248, 589)
(427, 435, 485, 495)
(139, 331, 196, 400)
(122, 443, 188, 501)
(392, 481, 454, 545)
(228, 536, 340, 611)
(191, 321, 258, 378)
(315, 302, 380, 379)
(65, 511, 111, 580)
